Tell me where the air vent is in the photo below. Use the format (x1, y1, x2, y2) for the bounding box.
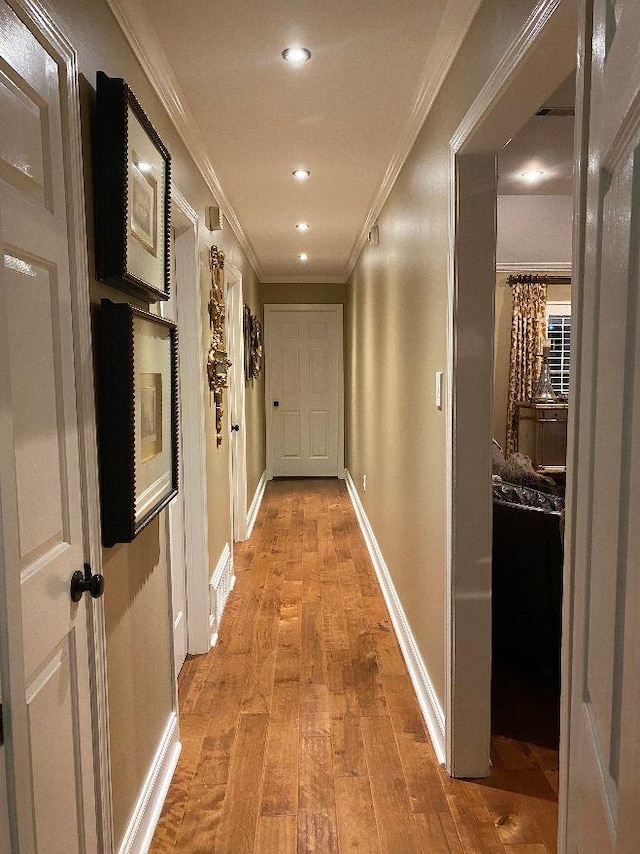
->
(536, 107, 575, 116)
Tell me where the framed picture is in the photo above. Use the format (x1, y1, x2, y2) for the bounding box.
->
(94, 71, 171, 302)
(97, 300, 179, 547)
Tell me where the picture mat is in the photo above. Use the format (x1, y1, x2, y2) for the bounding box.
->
(133, 315, 172, 522)
(126, 105, 166, 290)
(130, 159, 157, 256)
(140, 372, 162, 462)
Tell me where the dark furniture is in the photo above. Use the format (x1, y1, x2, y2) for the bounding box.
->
(492, 482, 564, 683)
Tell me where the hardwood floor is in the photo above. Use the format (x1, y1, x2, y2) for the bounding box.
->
(151, 478, 558, 853)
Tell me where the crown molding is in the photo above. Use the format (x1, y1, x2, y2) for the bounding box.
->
(260, 275, 347, 285)
(105, 0, 265, 280)
(496, 261, 572, 273)
(343, 0, 482, 282)
(451, 0, 572, 153)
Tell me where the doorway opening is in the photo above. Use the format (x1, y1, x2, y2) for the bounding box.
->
(446, 0, 577, 789)
(225, 261, 248, 542)
(165, 189, 210, 660)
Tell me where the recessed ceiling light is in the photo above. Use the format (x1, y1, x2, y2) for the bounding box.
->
(296, 223, 310, 232)
(521, 170, 544, 182)
(292, 169, 310, 181)
(282, 47, 311, 64)
(298, 253, 309, 262)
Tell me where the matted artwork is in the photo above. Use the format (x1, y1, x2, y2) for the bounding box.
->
(97, 300, 179, 547)
(94, 71, 171, 302)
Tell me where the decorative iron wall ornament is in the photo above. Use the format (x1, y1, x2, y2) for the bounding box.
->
(243, 304, 263, 381)
(207, 245, 232, 446)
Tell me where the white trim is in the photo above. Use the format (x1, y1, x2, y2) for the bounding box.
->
(210, 543, 234, 648)
(343, 0, 482, 281)
(260, 275, 348, 285)
(117, 713, 181, 854)
(446, 0, 578, 778)
(451, 0, 570, 153)
(170, 190, 211, 657)
(344, 471, 446, 764)
(246, 470, 267, 539)
(264, 304, 344, 480)
(496, 261, 572, 273)
(211, 542, 233, 591)
(225, 261, 248, 542)
(105, 0, 263, 280)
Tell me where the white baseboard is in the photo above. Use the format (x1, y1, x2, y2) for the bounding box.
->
(246, 470, 267, 538)
(344, 469, 446, 764)
(210, 542, 233, 646)
(118, 712, 181, 854)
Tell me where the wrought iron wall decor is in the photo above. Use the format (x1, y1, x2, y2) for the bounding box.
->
(243, 304, 263, 381)
(207, 245, 232, 446)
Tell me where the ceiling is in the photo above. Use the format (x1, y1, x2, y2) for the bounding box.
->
(498, 71, 575, 195)
(109, 0, 481, 282)
(109, 2, 575, 283)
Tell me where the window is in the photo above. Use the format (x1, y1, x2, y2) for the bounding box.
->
(546, 300, 571, 396)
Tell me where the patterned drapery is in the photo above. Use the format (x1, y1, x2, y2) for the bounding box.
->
(505, 277, 547, 455)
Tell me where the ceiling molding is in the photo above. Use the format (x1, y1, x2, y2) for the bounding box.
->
(450, 0, 576, 155)
(343, 0, 482, 283)
(260, 276, 347, 286)
(105, 0, 265, 280)
(496, 261, 572, 273)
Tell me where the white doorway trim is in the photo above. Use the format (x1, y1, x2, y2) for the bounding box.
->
(225, 261, 248, 541)
(169, 188, 211, 654)
(445, 0, 577, 778)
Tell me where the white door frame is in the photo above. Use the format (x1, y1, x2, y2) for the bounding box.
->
(225, 261, 248, 541)
(264, 304, 345, 480)
(0, 0, 112, 847)
(169, 189, 211, 655)
(445, 0, 577, 778)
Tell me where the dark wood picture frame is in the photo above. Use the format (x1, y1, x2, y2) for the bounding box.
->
(94, 71, 172, 302)
(98, 300, 179, 547)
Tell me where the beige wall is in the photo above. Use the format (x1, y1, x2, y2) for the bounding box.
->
(51, 0, 264, 843)
(261, 282, 346, 305)
(346, 0, 538, 706)
(493, 275, 571, 450)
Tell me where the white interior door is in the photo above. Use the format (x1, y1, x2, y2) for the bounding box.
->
(265, 304, 344, 478)
(563, 1, 640, 850)
(225, 262, 247, 541)
(0, 1, 98, 848)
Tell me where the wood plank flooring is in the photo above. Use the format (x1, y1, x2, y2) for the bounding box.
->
(151, 478, 558, 853)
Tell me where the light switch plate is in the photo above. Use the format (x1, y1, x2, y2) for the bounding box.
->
(435, 371, 443, 409)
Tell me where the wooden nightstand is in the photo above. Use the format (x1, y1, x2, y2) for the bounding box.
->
(516, 402, 568, 470)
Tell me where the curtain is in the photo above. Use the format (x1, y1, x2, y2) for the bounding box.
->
(505, 277, 547, 455)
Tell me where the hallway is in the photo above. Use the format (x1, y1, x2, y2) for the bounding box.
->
(150, 479, 558, 853)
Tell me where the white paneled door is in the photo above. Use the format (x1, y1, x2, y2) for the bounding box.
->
(0, 2, 99, 850)
(265, 304, 344, 478)
(564, 0, 640, 851)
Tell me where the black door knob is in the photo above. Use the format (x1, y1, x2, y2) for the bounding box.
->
(70, 563, 105, 603)
(231, 423, 240, 432)
(273, 400, 279, 407)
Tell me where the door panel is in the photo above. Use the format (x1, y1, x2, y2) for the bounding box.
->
(565, 0, 640, 849)
(0, 2, 97, 849)
(266, 305, 343, 477)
